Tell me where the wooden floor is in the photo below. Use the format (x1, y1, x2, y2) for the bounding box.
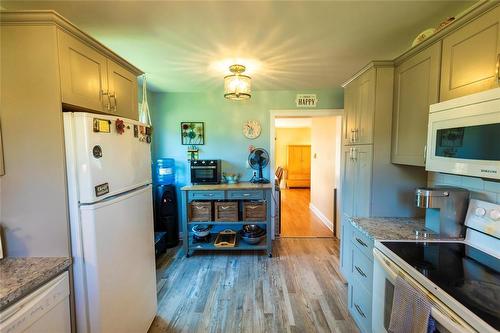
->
(281, 189, 333, 237)
(149, 238, 359, 333)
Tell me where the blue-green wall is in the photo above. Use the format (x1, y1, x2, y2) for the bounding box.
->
(149, 89, 344, 186)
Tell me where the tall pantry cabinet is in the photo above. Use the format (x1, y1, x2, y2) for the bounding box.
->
(339, 62, 427, 332)
(0, 11, 143, 257)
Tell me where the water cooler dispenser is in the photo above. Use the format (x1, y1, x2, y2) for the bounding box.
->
(153, 159, 179, 256)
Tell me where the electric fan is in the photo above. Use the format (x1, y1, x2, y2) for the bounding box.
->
(248, 148, 270, 184)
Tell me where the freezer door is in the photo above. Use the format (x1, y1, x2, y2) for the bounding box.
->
(64, 112, 152, 204)
(78, 185, 157, 333)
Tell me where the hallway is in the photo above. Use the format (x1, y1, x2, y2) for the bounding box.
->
(280, 189, 333, 237)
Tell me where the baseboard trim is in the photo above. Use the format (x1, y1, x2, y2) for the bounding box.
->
(309, 203, 333, 232)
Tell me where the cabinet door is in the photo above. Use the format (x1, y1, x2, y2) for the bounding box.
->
(107, 60, 139, 120)
(340, 146, 355, 280)
(341, 146, 356, 217)
(58, 30, 108, 112)
(340, 216, 352, 280)
(353, 145, 372, 217)
(392, 42, 441, 166)
(440, 5, 500, 101)
(343, 81, 358, 145)
(355, 69, 375, 145)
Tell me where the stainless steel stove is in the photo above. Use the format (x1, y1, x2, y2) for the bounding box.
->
(373, 199, 500, 333)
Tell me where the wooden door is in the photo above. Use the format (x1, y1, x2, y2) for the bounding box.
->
(353, 145, 372, 217)
(440, 5, 500, 101)
(343, 81, 358, 145)
(355, 69, 375, 145)
(58, 30, 108, 112)
(107, 60, 139, 120)
(392, 42, 441, 166)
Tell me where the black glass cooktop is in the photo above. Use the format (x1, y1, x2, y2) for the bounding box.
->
(382, 242, 500, 330)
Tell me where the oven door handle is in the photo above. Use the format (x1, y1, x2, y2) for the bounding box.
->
(373, 249, 475, 333)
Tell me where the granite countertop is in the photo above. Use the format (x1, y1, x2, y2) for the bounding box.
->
(0, 257, 71, 310)
(181, 182, 273, 191)
(348, 216, 443, 241)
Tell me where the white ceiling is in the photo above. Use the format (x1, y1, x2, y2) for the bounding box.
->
(275, 117, 312, 128)
(3, 1, 474, 93)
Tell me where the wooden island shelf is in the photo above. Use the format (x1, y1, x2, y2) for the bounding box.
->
(180, 183, 273, 257)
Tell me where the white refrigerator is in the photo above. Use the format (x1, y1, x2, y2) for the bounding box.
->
(64, 112, 157, 333)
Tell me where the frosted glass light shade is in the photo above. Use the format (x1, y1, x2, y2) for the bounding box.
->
(224, 74, 251, 100)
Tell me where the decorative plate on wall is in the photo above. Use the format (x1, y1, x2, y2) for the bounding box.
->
(243, 120, 261, 139)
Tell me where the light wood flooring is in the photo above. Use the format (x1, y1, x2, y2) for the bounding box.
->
(280, 189, 333, 237)
(149, 238, 359, 333)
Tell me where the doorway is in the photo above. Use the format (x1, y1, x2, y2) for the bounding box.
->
(270, 109, 343, 238)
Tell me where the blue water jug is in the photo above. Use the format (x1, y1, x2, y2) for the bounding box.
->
(153, 158, 175, 185)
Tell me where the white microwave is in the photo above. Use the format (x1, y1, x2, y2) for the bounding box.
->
(426, 88, 500, 180)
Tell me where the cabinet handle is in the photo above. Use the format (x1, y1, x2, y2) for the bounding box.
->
(219, 206, 231, 210)
(354, 304, 366, 318)
(109, 91, 117, 112)
(353, 128, 359, 143)
(496, 53, 500, 85)
(355, 265, 367, 277)
(423, 145, 427, 164)
(352, 148, 358, 162)
(101, 90, 111, 111)
(355, 237, 367, 247)
(247, 205, 260, 209)
(242, 193, 251, 197)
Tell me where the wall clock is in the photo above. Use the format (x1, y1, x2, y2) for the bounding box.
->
(243, 120, 261, 139)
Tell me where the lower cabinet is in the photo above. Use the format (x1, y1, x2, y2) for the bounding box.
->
(347, 223, 375, 333)
(349, 276, 373, 333)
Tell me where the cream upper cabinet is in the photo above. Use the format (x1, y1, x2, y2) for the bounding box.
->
(440, 5, 500, 101)
(343, 68, 375, 145)
(356, 69, 375, 145)
(343, 82, 357, 144)
(58, 30, 140, 120)
(58, 30, 109, 112)
(392, 42, 441, 166)
(107, 60, 139, 120)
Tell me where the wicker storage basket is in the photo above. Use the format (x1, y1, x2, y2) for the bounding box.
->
(214, 201, 239, 221)
(189, 201, 212, 221)
(242, 201, 267, 221)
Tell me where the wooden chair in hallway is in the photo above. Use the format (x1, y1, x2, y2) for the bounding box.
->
(275, 166, 284, 188)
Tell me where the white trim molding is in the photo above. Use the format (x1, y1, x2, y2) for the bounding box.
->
(309, 202, 333, 232)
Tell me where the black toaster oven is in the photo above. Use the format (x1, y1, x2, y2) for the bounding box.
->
(190, 160, 221, 185)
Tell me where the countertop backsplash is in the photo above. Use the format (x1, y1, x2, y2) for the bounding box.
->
(428, 172, 500, 204)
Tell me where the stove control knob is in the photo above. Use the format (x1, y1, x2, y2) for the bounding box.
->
(475, 207, 486, 217)
(489, 209, 500, 221)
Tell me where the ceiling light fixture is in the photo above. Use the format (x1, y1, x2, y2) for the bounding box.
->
(224, 64, 251, 100)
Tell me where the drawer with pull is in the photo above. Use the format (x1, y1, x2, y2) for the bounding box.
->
(188, 190, 225, 201)
(226, 190, 264, 200)
(352, 246, 373, 293)
(349, 276, 372, 333)
(352, 226, 374, 259)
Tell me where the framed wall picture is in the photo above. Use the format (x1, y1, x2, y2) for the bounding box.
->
(181, 122, 204, 145)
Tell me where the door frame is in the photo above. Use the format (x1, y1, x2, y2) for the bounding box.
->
(269, 109, 344, 238)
